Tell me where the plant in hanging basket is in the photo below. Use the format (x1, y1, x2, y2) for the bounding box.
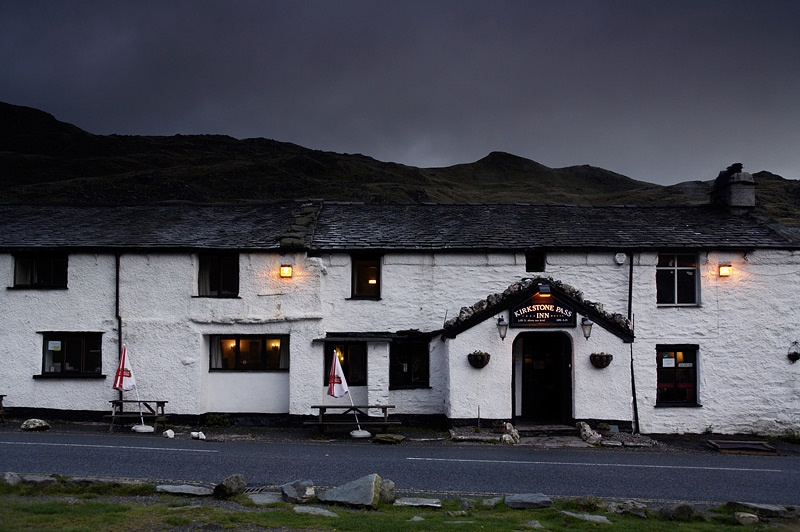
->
(467, 350, 491, 368)
(589, 352, 613, 369)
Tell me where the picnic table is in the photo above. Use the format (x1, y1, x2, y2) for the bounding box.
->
(304, 404, 399, 433)
(105, 399, 169, 432)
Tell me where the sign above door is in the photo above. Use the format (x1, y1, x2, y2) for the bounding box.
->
(509, 294, 576, 327)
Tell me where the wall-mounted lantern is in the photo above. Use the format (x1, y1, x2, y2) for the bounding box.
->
(581, 317, 593, 340)
(537, 283, 551, 298)
(718, 264, 732, 277)
(279, 265, 293, 278)
(496, 316, 508, 341)
(789, 341, 800, 363)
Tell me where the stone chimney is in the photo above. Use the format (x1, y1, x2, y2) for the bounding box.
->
(710, 163, 755, 213)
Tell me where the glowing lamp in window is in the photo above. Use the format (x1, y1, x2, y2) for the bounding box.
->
(368, 278, 377, 285)
(718, 264, 732, 277)
(279, 265, 293, 278)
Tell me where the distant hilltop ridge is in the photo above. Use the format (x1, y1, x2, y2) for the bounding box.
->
(0, 101, 797, 224)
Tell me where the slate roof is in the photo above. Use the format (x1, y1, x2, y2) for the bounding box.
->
(1, 201, 796, 252)
(310, 203, 798, 251)
(0, 203, 305, 251)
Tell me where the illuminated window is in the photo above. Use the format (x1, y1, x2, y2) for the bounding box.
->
(323, 342, 367, 386)
(198, 254, 239, 297)
(351, 256, 381, 299)
(210, 335, 289, 371)
(656, 345, 698, 406)
(14, 253, 68, 288)
(656, 254, 698, 305)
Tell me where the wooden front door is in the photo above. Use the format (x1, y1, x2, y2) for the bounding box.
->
(519, 332, 572, 423)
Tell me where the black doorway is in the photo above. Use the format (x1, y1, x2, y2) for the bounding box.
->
(518, 332, 572, 424)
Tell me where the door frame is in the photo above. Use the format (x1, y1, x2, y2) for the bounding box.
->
(512, 331, 574, 423)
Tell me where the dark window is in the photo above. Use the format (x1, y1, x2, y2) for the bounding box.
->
(199, 254, 239, 297)
(324, 342, 367, 386)
(525, 251, 546, 272)
(351, 256, 381, 298)
(656, 345, 698, 406)
(14, 254, 68, 288)
(42, 332, 102, 375)
(656, 254, 698, 305)
(210, 335, 289, 371)
(390, 341, 429, 389)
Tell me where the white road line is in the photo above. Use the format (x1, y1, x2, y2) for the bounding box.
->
(0, 441, 218, 453)
(407, 457, 781, 473)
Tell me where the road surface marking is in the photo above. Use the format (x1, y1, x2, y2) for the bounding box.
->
(407, 457, 781, 473)
(0, 441, 218, 453)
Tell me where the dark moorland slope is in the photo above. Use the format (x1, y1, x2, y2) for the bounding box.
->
(1, 102, 798, 224)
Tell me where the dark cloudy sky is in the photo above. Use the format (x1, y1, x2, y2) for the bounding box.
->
(2, 1, 799, 185)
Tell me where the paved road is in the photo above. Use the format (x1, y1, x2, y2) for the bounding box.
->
(1, 430, 798, 506)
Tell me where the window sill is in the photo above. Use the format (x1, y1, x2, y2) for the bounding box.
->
(33, 374, 107, 380)
(654, 402, 702, 408)
(209, 369, 289, 373)
(8, 286, 68, 290)
(656, 304, 701, 308)
(192, 295, 241, 299)
(346, 296, 382, 301)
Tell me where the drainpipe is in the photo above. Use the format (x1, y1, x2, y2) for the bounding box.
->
(627, 252, 640, 434)
(115, 252, 122, 399)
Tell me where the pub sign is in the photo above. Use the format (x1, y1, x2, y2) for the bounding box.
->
(509, 295, 576, 327)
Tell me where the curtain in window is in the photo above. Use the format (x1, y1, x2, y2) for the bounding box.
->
(210, 337, 222, 369)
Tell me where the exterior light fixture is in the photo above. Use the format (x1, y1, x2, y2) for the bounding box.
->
(496, 316, 509, 341)
(580, 317, 593, 340)
(537, 284, 551, 298)
(279, 265, 293, 278)
(719, 264, 732, 277)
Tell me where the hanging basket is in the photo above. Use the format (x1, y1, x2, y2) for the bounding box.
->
(589, 352, 613, 369)
(468, 351, 491, 369)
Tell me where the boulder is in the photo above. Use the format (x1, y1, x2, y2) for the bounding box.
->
(281, 479, 315, 504)
(294, 506, 338, 517)
(214, 474, 246, 499)
(561, 511, 612, 524)
(162, 429, 175, 438)
(734, 512, 759, 526)
(20, 474, 58, 486)
(727, 501, 790, 518)
(156, 484, 214, 496)
(505, 493, 552, 509)
(1, 472, 22, 486)
(21, 419, 50, 431)
(661, 504, 696, 521)
(576, 421, 601, 445)
(605, 499, 648, 518)
(394, 497, 442, 508)
(373, 433, 405, 444)
(379, 479, 395, 503)
(317, 473, 381, 509)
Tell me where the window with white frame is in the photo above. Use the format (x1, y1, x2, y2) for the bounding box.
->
(210, 335, 289, 371)
(198, 253, 239, 297)
(14, 253, 68, 288)
(41, 332, 102, 375)
(656, 253, 699, 305)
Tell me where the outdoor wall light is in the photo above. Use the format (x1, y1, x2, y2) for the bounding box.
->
(279, 265, 293, 278)
(537, 283, 551, 298)
(788, 341, 800, 363)
(581, 317, 594, 340)
(719, 264, 732, 277)
(496, 316, 509, 341)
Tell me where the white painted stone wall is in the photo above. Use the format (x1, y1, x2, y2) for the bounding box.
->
(3, 245, 799, 435)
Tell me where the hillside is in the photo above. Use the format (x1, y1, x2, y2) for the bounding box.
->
(1, 102, 798, 224)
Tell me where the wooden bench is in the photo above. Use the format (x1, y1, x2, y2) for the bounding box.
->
(304, 404, 400, 433)
(0, 395, 6, 424)
(105, 400, 169, 432)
